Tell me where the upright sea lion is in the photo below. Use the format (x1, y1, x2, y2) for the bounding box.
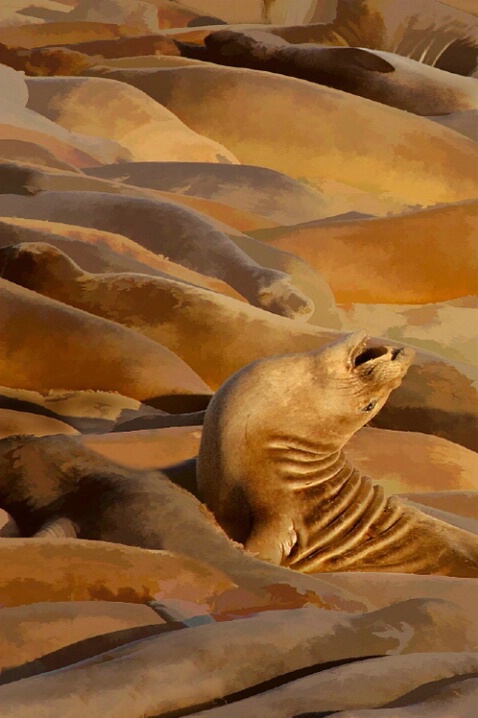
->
(197, 332, 478, 576)
(179, 30, 478, 115)
(2, 240, 475, 450)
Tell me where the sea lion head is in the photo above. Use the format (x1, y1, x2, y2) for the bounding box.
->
(307, 330, 415, 446)
(215, 331, 415, 453)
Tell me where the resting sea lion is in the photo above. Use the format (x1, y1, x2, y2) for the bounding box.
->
(85, 160, 330, 226)
(3, 240, 475, 449)
(197, 332, 478, 576)
(179, 30, 478, 115)
(24, 74, 238, 163)
(0, 278, 212, 407)
(0, 216, 246, 300)
(251, 199, 478, 304)
(0, 191, 314, 319)
(0, 435, 369, 613)
(89, 63, 478, 209)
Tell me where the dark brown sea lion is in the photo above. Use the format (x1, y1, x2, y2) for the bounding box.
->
(178, 30, 478, 115)
(0, 434, 369, 613)
(197, 332, 478, 576)
(0, 191, 314, 319)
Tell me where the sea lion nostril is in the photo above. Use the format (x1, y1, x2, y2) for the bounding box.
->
(354, 347, 388, 366)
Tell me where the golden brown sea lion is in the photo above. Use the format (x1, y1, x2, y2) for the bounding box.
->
(251, 199, 478, 304)
(0, 216, 246, 300)
(179, 30, 478, 115)
(88, 63, 478, 210)
(0, 191, 314, 318)
(25, 74, 239, 163)
(197, 332, 478, 576)
(0, 278, 212, 407)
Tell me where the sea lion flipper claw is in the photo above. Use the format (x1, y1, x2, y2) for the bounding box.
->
(246, 521, 298, 564)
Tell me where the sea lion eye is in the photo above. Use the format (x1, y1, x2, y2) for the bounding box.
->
(362, 400, 377, 412)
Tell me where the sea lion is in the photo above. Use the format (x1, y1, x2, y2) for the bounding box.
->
(85, 160, 330, 226)
(25, 74, 239, 163)
(157, 0, 478, 74)
(0, 216, 246, 300)
(0, 435, 370, 613)
(251, 199, 478, 304)
(0, 191, 314, 318)
(179, 30, 478, 115)
(197, 332, 478, 576)
(0, 278, 212, 407)
(88, 63, 478, 210)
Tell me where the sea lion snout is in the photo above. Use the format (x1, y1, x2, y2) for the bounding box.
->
(342, 332, 415, 378)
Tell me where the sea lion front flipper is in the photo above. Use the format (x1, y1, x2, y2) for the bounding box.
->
(245, 521, 298, 564)
(33, 517, 78, 539)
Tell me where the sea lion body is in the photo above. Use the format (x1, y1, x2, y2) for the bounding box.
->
(197, 332, 478, 577)
(0, 190, 313, 318)
(183, 30, 478, 116)
(0, 434, 368, 611)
